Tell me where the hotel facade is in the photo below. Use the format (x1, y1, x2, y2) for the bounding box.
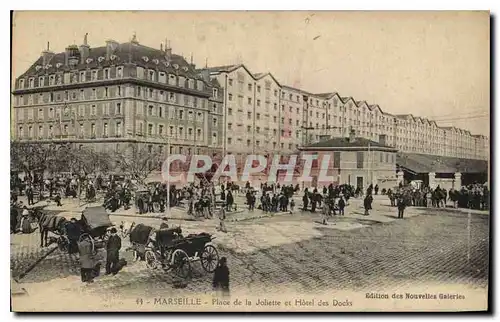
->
(12, 35, 224, 162)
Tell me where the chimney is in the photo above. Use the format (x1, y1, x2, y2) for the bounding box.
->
(41, 41, 55, 66)
(189, 53, 195, 70)
(348, 128, 356, 143)
(105, 39, 119, 60)
(79, 33, 90, 64)
(64, 45, 72, 66)
(379, 134, 387, 146)
(160, 43, 163, 52)
(165, 39, 172, 61)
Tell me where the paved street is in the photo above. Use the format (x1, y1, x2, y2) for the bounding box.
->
(11, 196, 489, 311)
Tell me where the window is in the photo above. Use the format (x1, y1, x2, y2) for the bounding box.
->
(281, 143, 284, 149)
(333, 152, 341, 168)
(228, 108, 232, 115)
(29, 78, 34, 88)
(247, 139, 251, 146)
(179, 127, 184, 137)
(116, 103, 121, 114)
(197, 129, 201, 137)
(49, 125, 53, 136)
(117, 67, 123, 78)
(103, 123, 108, 136)
(49, 75, 55, 85)
(228, 123, 232, 130)
(116, 122, 122, 136)
(228, 79, 233, 86)
(92, 70, 98, 80)
(247, 125, 251, 133)
(257, 86, 261, 93)
(38, 108, 44, 119)
(170, 126, 174, 135)
(248, 83, 253, 91)
(149, 88, 153, 98)
(257, 100, 261, 107)
(64, 91, 69, 101)
(213, 118, 217, 126)
(256, 127, 260, 133)
(91, 105, 96, 115)
(248, 97, 252, 105)
(92, 89, 96, 99)
(149, 106, 154, 116)
(179, 110, 184, 119)
(256, 140, 260, 147)
(228, 138, 232, 145)
(247, 112, 251, 120)
(18, 126, 23, 137)
(256, 113, 261, 120)
(228, 94, 233, 101)
(38, 125, 43, 137)
(28, 126, 33, 137)
(213, 88, 218, 97)
(356, 152, 364, 169)
(274, 90, 278, 97)
(105, 87, 108, 98)
(149, 70, 155, 81)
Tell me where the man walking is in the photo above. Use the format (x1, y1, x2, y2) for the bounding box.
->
(106, 228, 122, 275)
(397, 196, 406, 219)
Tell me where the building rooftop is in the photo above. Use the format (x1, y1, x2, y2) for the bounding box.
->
(19, 39, 205, 81)
(302, 136, 397, 150)
(397, 152, 488, 174)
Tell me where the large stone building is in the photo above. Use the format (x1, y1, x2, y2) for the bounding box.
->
(202, 64, 489, 162)
(12, 35, 224, 162)
(12, 37, 489, 170)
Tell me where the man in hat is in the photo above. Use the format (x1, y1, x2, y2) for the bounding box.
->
(105, 227, 122, 275)
(78, 237, 95, 283)
(66, 218, 81, 254)
(159, 217, 169, 230)
(212, 257, 230, 297)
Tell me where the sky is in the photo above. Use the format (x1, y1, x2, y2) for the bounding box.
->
(11, 11, 490, 136)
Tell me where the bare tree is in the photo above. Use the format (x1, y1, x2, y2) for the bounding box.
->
(10, 142, 70, 180)
(114, 143, 162, 185)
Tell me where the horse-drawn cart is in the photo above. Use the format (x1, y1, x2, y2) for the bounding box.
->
(144, 229, 219, 279)
(78, 206, 113, 254)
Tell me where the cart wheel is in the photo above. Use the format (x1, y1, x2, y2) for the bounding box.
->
(172, 250, 191, 279)
(79, 233, 95, 253)
(57, 236, 69, 252)
(145, 250, 158, 269)
(153, 202, 161, 213)
(200, 245, 219, 273)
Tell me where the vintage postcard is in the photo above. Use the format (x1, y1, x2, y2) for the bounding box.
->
(10, 11, 490, 312)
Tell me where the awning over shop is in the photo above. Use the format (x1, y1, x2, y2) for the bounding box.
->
(397, 153, 488, 174)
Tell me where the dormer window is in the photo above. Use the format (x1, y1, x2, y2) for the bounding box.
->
(79, 71, 86, 82)
(19, 79, 25, 88)
(164, 61, 170, 67)
(35, 65, 42, 71)
(173, 64, 179, 69)
(86, 58, 93, 64)
(117, 66, 123, 78)
(104, 68, 109, 79)
(148, 70, 155, 81)
(92, 70, 98, 80)
(182, 66, 188, 71)
(153, 59, 159, 65)
(98, 56, 105, 63)
(110, 54, 117, 61)
(142, 56, 149, 62)
(49, 75, 55, 86)
(212, 88, 218, 98)
(38, 76, 44, 87)
(56, 63, 62, 69)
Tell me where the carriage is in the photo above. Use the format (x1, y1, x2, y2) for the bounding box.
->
(144, 229, 219, 279)
(128, 224, 219, 279)
(77, 206, 114, 254)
